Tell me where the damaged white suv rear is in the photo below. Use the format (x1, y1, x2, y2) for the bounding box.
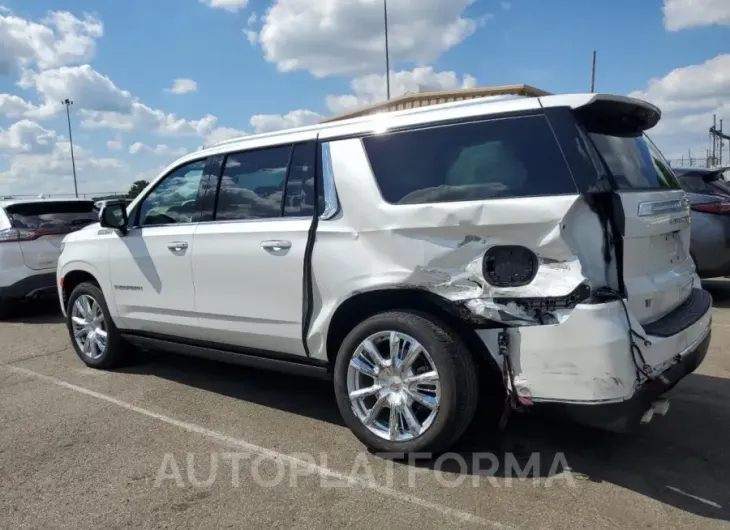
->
(57, 92, 711, 454)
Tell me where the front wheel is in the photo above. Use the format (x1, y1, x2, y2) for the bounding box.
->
(333, 311, 479, 454)
(66, 282, 132, 369)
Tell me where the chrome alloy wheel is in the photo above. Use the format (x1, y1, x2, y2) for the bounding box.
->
(347, 331, 441, 442)
(70, 294, 108, 360)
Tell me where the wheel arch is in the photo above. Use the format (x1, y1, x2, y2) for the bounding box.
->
(325, 288, 503, 381)
(60, 267, 102, 312)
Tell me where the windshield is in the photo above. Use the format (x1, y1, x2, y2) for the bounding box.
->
(677, 170, 730, 196)
(588, 133, 681, 190)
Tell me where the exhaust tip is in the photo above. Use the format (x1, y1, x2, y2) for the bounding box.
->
(640, 398, 671, 425)
(651, 398, 670, 417)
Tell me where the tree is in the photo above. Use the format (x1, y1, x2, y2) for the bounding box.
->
(128, 180, 149, 199)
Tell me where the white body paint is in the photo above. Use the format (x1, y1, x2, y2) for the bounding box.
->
(57, 92, 711, 407)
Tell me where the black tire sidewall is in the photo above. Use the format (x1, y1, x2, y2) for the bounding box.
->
(0, 299, 12, 320)
(333, 311, 471, 455)
(66, 282, 120, 368)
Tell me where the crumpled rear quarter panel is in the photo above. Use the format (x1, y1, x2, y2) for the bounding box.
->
(306, 138, 610, 366)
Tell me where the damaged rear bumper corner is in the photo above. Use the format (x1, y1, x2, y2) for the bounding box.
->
(535, 327, 711, 432)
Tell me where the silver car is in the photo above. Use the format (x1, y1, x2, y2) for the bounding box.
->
(674, 167, 730, 278)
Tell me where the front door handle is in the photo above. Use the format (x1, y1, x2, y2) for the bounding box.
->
(167, 241, 188, 253)
(261, 240, 291, 252)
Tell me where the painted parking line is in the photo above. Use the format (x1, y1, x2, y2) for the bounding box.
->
(5, 364, 513, 530)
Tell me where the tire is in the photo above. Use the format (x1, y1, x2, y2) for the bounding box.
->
(0, 299, 13, 320)
(333, 311, 479, 454)
(65, 282, 131, 369)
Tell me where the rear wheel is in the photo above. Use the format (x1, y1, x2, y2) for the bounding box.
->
(66, 282, 132, 369)
(333, 311, 479, 454)
(0, 299, 12, 320)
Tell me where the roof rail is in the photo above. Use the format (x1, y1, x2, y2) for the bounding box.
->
(210, 83, 552, 148)
(321, 84, 551, 123)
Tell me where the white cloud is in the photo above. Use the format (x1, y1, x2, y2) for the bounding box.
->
(0, 129, 128, 196)
(663, 0, 730, 31)
(129, 142, 188, 157)
(200, 0, 249, 12)
(166, 78, 198, 95)
(326, 66, 477, 114)
(15, 64, 234, 138)
(200, 125, 246, 148)
(0, 93, 38, 117)
(257, 0, 483, 77)
(0, 120, 56, 153)
(249, 109, 323, 133)
(243, 29, 258, 44)
(81, 104, 218, 136)
(0, 9, 103, 74)
(629, 54, 730, 159)
(106, 138, 123, 150)
(19, 65, 133, 118)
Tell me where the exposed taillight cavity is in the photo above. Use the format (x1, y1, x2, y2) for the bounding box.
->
(482, 245, 539, 287)
(690, 202, 730, 214)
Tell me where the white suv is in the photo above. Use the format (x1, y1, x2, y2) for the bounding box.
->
(57, 93, 712, 453)
(0, 198, 98, 319)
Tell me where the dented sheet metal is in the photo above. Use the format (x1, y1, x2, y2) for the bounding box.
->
(308, 139, 609, 359)
(352, 196, 598, 326)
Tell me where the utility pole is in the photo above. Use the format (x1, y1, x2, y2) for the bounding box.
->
(384, 0, 391, 100)
(712, 115, 717, 166)
(590, 51, 596, 93)
(710, 116, 730, 168)
(62, 99, 78, 198)
(720, 119, 724, 167)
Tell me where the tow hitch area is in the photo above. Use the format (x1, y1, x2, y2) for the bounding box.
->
(640, 398, 671, 424)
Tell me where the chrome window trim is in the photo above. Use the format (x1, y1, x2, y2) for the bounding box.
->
(129, 216, 313, 230)
(320, 142, 340, 220)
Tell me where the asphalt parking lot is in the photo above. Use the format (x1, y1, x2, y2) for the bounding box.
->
(2, 284, 730, 529)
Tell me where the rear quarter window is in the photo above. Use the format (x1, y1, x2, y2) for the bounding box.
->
(362, 114, 578, 205)
(587, 133, 681, 190)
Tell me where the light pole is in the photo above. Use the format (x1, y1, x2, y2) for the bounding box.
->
(590, 50, 596, 93)
(62, 98, 79, 198)
(384, 0, 391, 100)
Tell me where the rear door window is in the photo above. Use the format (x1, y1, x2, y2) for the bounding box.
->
(362, 115, 578, 205)
(283, 141, 323, 217)
(5, 201, 97, 234)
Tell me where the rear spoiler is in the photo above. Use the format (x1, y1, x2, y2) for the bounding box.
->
(541, 94, 661, 134)
(702, 167, 730, 181)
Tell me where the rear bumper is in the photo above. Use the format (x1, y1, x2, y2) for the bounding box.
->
(0, 271, 56, 300)
(475, 288, 713, 419)
(536, 326, 711, 432)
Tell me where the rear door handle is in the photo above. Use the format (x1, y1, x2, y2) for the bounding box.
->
(167, 241, 188, 253)
(261, 240, 291, 252)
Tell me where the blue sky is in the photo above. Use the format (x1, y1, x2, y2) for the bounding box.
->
(0, 0, 728, 197)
